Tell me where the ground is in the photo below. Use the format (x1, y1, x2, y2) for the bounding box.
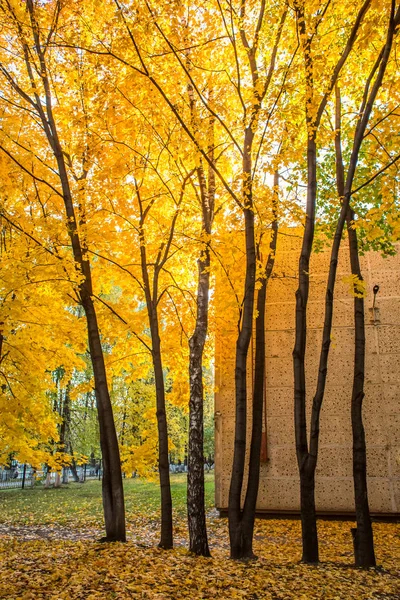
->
(0, 474, 399, 599)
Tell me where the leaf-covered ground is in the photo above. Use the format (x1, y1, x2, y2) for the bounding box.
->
(0, 475, 399, 599)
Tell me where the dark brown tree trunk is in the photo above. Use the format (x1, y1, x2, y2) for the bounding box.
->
(292, 0, 383, 563)
(82, 295, 126, 541)
(60, 382, 71, 484)
(293, 135, 319, 564)
(347, 212, 376, 568)
(152, 324, 173, 550)
(139, 217, 173, 549)
(21, 0, 126, 542)
(331, 6, 399, 563)
(228, 4, 287, 558)
(346, 4, 399, 568)
(229, 127, 257, 559)
(240, 172, 279, 558)
(70, 452, 80, 483)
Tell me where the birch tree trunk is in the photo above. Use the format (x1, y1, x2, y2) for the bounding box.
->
(188, 241, 211, 556)
(187, 154, 214, 556)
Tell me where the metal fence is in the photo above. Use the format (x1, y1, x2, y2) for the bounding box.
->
(0, 466, 34, 489)
(0, 465, 102, 490)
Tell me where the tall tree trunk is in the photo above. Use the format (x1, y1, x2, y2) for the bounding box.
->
(152, 325, 173, 550)
(293, 135, 319, 564)
(60, 382, 71, 485)
(139, 222, 173, 549)
(239, 172, 279, 558)
(187, 143, 215, 556)
(347, 212, 376, 567)
(83, 294, 126, 541)
(10, 0, 127, 542)
(229, 127, 257, 559)
(331, 5, 399, 562)
(292, 0, 384, 563)
(136, 170, 191, 549)
(188, 241, 211, 557)
(345, 4, 399, 568)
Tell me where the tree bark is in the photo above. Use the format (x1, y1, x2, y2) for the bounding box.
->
(21, 1, 126, 542)
(139, 217, 173, 549)
(70, 452, 80, 483)
(188, 243, 211, 557)
(228, 2, 287, 558)
(228, 129, 256, 558)
(152, 324, 173, 550)
(187, 154, 214, 556)
(83, 294, 126, 541)
(293, 136, 319, 564)
(347, 212, 376, 567)
(345, 3, 399, 568)
(331, 4, 399, 563)
(293, 0, 377, 563)
(239, 172, 279, 558)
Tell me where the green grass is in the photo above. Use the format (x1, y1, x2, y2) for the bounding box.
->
(0, 473, 215, 528)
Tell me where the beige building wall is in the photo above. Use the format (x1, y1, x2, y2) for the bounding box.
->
(214, 236, 400, 515)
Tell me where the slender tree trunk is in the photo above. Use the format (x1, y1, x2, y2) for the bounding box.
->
(347, 213, 376, 567)
(60, 382, 71, 484)
(333, 92, 375, 566)
(140, 226, 173, 548)
(295, 88, 350, 565)
(70, 452, 80, 483)
(330, 5, 400, 561)
(16, 0, 127, 542)
(308, 0, 397, 556)
(227, 1, 289, 559)
(188, 242, 211, 556)
(83, 294, 126, 541)
(121, 397, 127, 447)
(152, 326, 173, 550)
(292, 0, 375, 563)
(239, 172, 279, 558)
(136, 172, 190, 549)
(298, 89, 351, 564)
(187, 98, 214, 555)
(229, 127, 257, 558)
(293, 136, 319, 564)
(345, 4, 399, 568)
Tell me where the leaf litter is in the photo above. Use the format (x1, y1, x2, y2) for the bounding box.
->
(0, 481, 398, 599)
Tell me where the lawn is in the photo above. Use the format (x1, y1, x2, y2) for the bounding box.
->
(0, 474, 399, 599)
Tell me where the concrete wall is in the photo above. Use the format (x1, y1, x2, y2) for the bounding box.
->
(214, 235, 400, 515)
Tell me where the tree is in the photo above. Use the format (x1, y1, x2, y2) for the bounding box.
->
(97, 0, 290, 558)
(292, 0, 374, 563)
(331, 4, 400, 564)
(187, 102, 215, 557)
(0, 0, 125, 541)
(0, 204, 86, 468)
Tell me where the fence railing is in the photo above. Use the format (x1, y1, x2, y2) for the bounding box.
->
(0, 465, 101, 490)
(0, 463, 214, 490)
(0, 467, 34, 489)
